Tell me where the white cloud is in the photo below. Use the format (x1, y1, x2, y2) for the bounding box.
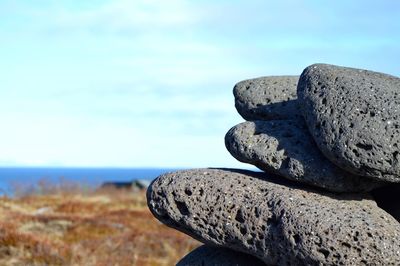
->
(0, 111, 244, 168)
(33, 0, 200, 35)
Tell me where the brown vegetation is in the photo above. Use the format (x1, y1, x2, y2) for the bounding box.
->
(0, 184, 200, 265)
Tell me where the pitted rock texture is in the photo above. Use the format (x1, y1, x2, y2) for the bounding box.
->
(225, 121, 382, 192)
(176, 245, 266, 266)
(297, 64, 400, 182)
(234, 76, 300, 121)
(147, 168, 400, 266)
(372, 184, 400, 222)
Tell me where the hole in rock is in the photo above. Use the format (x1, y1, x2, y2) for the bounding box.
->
(393, 151, 399, 162)
(184, 188, 192, 196)
(235, 209, 246, 223)
(175, 200, 190, 216)
(356, 143, 373, 151)
(293, 234, 301, 244)
(318, 248, 330, 259)
(247, 238, 254, 245)
(341, 242, 351, 248)
(352, 149, 360, 157)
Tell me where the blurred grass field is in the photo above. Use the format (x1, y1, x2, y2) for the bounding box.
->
(0, 182, 200, 265)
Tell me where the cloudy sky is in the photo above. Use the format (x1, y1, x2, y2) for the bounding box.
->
(0, 0, 399, 168)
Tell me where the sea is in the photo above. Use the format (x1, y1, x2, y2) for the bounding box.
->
(0, 167, 180, 196)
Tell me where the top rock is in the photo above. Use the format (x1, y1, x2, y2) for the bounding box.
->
(234, 76, 300, 121)
(298, 64, 400, 182)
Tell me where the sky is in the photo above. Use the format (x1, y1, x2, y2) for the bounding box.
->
(0, 0, 399, 168)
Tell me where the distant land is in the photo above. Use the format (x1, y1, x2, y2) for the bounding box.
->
(0, 167, 182, 196)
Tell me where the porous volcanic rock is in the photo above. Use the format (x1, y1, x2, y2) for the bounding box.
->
(147, 168, 400, 266)
(234, 76, 300, 121)
(176, 245, 266, 266)
(225, 120, 382, 192)
(372, 184, 400, 222)
(297, 63, 400, 182)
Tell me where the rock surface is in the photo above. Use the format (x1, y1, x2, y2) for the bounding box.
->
(372, 184, 400, 222)
(176, 245, 266, 266)
(225, 120, 382, 192)
(234, 76, 300, 121)
(147, 168, 400, 266)
(297, 63, 400, 182)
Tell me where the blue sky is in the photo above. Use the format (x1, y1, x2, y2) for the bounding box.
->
(0, 0, 399, 168)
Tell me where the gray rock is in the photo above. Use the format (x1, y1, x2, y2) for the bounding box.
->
(147, 168, 400, 266)
(101, 181, 134, 190)
(297, 63, 400, 182)
(100, 179, 150, 192)
(176, 245, 266, 266)
(234, 76, 300, 121)
(225, 120, 382, 192)
(132, 179, 151, 189)
(372, 184, 400, 222)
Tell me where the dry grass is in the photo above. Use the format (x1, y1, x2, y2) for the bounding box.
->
(0, 184, 200, 265)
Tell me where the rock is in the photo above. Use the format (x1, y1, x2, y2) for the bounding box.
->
(234, 76, 300, 121)
(372, 184, 400, 222)
(176, 245, 266, 266)
(225, 120, 382, 192)
(147, 168, 400, 266)
(132, 179, 151, 190)
(297, 63, 400, 182)
(100, 179, 150, 192)
(101, 181, 133, 190)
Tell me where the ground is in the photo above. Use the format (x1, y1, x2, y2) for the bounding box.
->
(0, 185, 200, 266)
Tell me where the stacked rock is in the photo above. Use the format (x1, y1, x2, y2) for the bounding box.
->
(147, 64, 400, 265)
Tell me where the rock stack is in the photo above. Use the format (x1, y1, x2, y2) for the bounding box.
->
(147, 64, 400, 265)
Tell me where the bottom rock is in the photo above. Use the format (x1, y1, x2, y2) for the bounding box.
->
(176, 245, 266, 266)
(147, 168, 400, 265)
